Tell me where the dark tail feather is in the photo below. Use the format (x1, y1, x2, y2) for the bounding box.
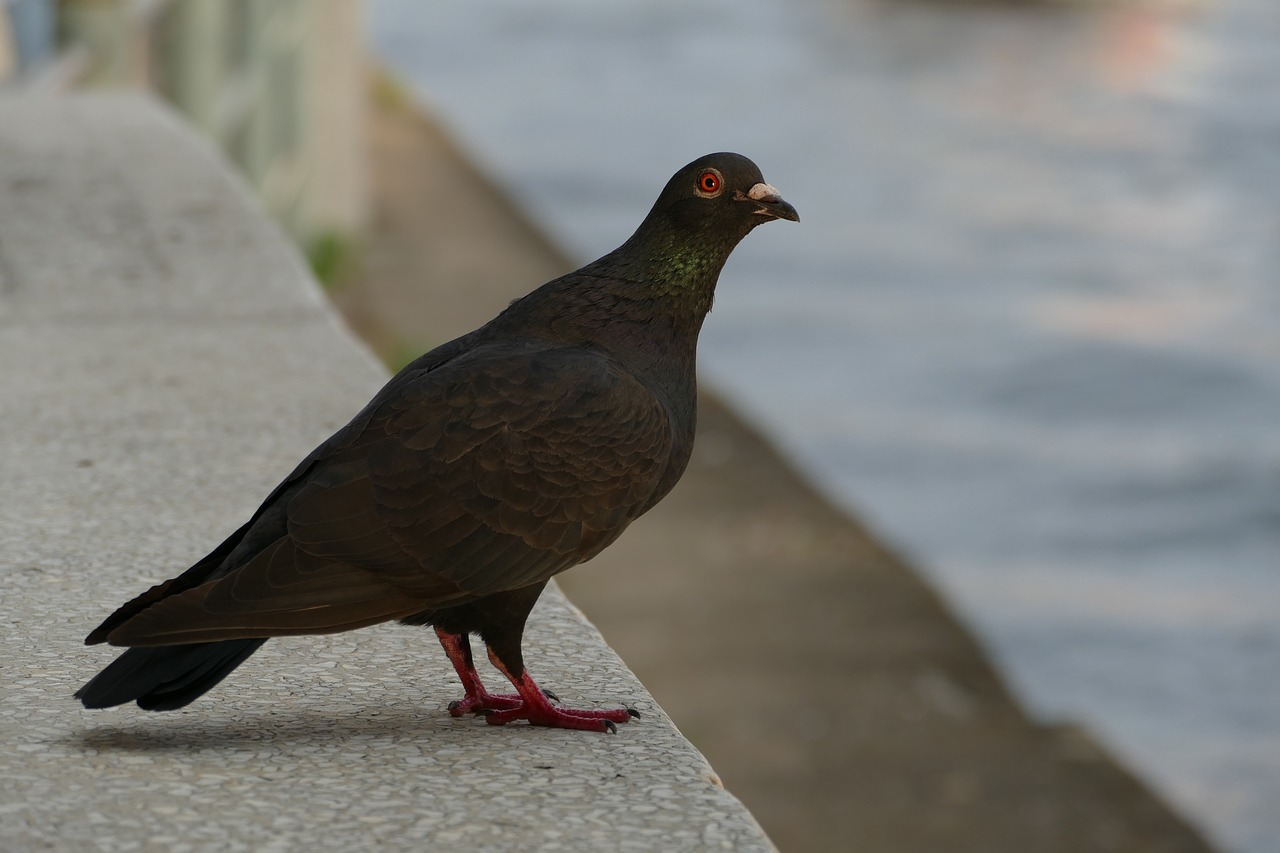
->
(75, 639, 267, 711)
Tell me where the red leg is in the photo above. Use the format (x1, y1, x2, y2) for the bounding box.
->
(434, 627, 523, 716)
(481, 646, 639, 733)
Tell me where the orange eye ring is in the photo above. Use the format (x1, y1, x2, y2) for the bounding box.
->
(697, 170, 722, 196)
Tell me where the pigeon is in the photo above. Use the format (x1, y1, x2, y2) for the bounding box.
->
(76, 152, 797, 732)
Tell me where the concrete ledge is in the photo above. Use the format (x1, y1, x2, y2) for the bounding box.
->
(0, 95, 774, 851)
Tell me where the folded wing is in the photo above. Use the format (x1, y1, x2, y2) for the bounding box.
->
(104, 342, 674, 646)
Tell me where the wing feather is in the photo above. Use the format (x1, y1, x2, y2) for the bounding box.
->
(108, 341, 675, 646)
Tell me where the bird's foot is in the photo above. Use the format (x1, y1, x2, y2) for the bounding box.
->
(482, 683, 640, 733)
(447, 691, 522, 717)
(485, 703, 639, 733)
(447, 687, 561, 718)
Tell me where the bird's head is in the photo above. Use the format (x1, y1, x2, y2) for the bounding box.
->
(575, 152, 798, 321)
(651, 152, 799, 236)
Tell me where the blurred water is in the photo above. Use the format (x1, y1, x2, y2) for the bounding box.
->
(369, 1, 1280, 850)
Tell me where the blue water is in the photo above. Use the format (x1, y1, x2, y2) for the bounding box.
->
(369, 1, 1280, 850)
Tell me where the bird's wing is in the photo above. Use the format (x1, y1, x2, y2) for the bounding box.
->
(105, 342, 675, 646)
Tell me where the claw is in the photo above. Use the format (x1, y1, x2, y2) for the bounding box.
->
(543, 689, 560, 703)
(604, 720, 617, 734)
(625, 706, 641, 719)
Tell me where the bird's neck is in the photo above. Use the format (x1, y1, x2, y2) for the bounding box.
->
(582, 217, 743, 321)
(491, 244, 727, 410)
(522, 268, 712, 368)
(493, 217, 749, 400)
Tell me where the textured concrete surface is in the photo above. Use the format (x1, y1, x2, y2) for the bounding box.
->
(0, 95, 773, 852)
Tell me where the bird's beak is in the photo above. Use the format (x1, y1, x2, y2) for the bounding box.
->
(742, 182, 799, 222)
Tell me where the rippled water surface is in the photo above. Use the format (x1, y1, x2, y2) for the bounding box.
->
(370, 1, 1280, 849)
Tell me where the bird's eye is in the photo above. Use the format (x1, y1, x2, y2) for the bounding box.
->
(696, 170, 722, 196)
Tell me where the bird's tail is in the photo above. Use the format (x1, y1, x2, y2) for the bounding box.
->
(75, 639, 267, 711)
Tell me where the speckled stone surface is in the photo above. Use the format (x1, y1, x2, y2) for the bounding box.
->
(0, 95, 775, 852)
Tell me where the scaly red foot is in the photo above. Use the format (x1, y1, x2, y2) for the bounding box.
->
(435, 626, 638, 732)
(482, 670, 639, 733)
(447, 686, 559, 717)
(447, 690, 523, 717)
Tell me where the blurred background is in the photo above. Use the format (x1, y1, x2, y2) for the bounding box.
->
(5, 1, 1276, 851)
